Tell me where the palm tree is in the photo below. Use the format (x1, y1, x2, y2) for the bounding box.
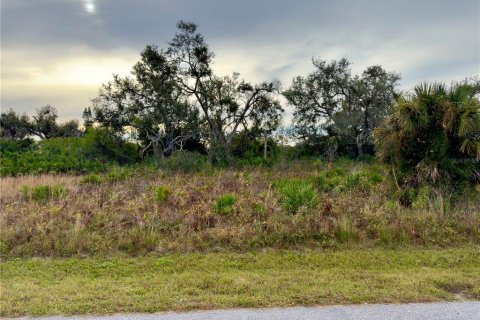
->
(374, 82, 480, 188)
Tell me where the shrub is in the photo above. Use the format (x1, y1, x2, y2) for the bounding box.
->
(0, 128, 141, 177)
(230, 134, 281, 167)
(213, 194, 237, 215)
(375, 82, 480, 188)
(314, 167, 347, 192)
(275, 179, 318, 214)
(368, 173, 384, 184)
(82, 128, 139, 165)
(105, 166, 132, 182)
(20, 184, 67, 201)
(343, 173, 362, 190)
(154, 185, 172, 202)
(398, 188, 417, 207)
(80, 174, 102, 185)
(0, 138, 36, 154)
(158, 151, 209, 173)
(324, 167, 347, 177)
(1, 138, 105, 176)
(314, 174, 341, 192)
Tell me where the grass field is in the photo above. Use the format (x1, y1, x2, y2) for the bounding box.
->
(1, 247, 480, 316)
(1, 160, 479, 258)
(1, 159, 479, 317)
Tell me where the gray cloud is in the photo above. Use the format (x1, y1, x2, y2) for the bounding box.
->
(1, 0, 479, 119)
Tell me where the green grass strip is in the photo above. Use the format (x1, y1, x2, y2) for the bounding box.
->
(1, 247, 479, 316)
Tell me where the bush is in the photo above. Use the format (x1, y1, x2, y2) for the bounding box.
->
(105, 166, 132, 182)
(398, 188, 417, 207)
(155, 185, 172, 202)
(314, 168, 346, 191)
(275, 179, 318, 214)
(213, 194, 237, 215)
(20, 184, 67, 201)
(343, 173, 362, 190)
(324, 167, 347, 177)
(80, 174, 102, 185)
(314, 174, 341, 191)
(368, 173, 384, 184)
(158, 151, 209, 173)
(375, 82, 480, 189)
(4, 138, 108, 176)
(0, 138, 36, 154)
(82, 128, 138, 165)
(0, 129, 140, 177)
(230, 134, 280, 167)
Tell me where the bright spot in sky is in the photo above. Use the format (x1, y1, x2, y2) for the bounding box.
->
(83, 0, 96, 14)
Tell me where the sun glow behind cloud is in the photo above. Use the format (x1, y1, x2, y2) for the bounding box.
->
(1, 49, 137, 118)
(32, 57, 132, 86)
(1, 0, 478, 119)
(83, 0, 96, 14)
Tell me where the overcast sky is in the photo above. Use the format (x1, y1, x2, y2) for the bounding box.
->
(1, 0, 479, 120)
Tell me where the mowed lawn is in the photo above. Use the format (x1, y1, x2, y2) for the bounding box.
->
(1, 247, 480, 316)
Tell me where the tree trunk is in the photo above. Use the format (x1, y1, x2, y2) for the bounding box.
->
(356, 135, 364, 157)
(392, 165, 401, 191)
(152, 141, 164, 166)
(263, 134, 268, 160)
(209, 127, 231, 165)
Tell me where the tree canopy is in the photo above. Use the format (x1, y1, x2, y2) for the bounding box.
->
(284, 58, 400, 156)
(374, 82, 480, 187)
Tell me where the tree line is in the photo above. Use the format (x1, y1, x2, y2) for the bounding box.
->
(1, 21, 479, 188)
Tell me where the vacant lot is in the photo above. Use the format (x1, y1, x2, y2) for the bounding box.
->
(1, 160, 479, 258)
(1, 160, 479, 316)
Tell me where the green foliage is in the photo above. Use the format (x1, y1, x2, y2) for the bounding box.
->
(168, 22, 283, 163)
(343, 172, 362, 190)
(375, 82, 480, 188)
(0, 109, 32, 139)
(213, 194, 237, 215)
(158, 151, 209, 173)
(275, 179, 318, 214)
(154, 185, 172, 202)
(20, 184, 67, 201)
(325, 167, 347, 177)
(105, 166, 132, 182)
(3, 249, 479, 316)
(398, 188, 418, 207)
(314, 167, 346, 191)
(0, 128, 139, 177)
(80, 174, 102, 185)
(81, 128, 138, 165)
(314, 165, 383, 193)
(91, 45, 203, 159)
(1, 137, 107, 176)
(368, 173, 384, 184)
(0, 138, 35, 153)
(230, 134, 280, 167)
(314, 174, 341, 191)
(285, 58, 400, 158)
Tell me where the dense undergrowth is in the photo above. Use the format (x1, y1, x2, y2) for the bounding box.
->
(1, 159, 479, 258)
(0, 129, 138, 176)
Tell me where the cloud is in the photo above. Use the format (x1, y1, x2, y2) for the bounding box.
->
(83, 0, 96, 15)
(1, 0, 479, 119)
(1, 46, 138, 119)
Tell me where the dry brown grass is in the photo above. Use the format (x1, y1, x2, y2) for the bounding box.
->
(0, 174, 79, 201)
(1, 160, 479, 258)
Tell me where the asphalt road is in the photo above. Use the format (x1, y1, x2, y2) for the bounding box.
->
(17, 301, 480, 320)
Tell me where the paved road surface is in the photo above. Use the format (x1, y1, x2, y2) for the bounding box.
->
(17, 302, 480, 320)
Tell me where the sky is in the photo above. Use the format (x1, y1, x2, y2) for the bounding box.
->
(1, 0, 479, 121)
